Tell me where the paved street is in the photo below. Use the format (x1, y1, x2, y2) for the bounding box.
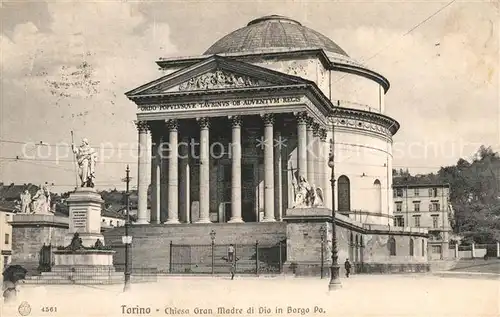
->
(1, 274, 498, 317)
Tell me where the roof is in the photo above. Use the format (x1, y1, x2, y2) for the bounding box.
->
(0, 183, 40, 201)
(0, 200, 19, 212)
(204, 15, 348, 57)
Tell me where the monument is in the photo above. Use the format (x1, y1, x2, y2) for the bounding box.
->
(46, 137, 119, 284)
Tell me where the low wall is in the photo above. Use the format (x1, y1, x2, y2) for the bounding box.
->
(10, 215, 69, 274)
(103, 222, 286, 273)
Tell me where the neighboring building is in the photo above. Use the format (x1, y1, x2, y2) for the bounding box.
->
(101, 208, 127, 231)
(392, 183, 453, 260)
(0, 201, 17, 269)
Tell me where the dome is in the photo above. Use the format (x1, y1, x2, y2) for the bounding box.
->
(204, 15, 348, 57)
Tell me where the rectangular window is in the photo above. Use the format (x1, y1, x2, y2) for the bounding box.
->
(414, 188, 419, 196)
(413, 216, 421, 227)
(432, 202, 440, 211)
(396, 202, 402, 212)
(4, 234, 9, 245)
(394, 216, 404, 227)
(396, 189, 403, 197)
(431, 188, 438, 197)
(413, 202, 420, 212)
(432, 215, 439, 228)
(3, 256, 8, 268)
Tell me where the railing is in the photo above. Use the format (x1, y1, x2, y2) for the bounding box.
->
(169, 241, 286, 275)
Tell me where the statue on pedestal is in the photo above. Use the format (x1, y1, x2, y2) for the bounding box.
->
(31, 184, 53, 215)
(290, 163, 324, 208)
(72, 138, 97, 188)
(19, 189, 32, 214)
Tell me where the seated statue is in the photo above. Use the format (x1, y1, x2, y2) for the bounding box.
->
(94, 239, 104, 249)
(65, 233, 85, 251)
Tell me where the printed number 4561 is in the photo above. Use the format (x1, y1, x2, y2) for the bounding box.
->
(41, 307, 58, 313)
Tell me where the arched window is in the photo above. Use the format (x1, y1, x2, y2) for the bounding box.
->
(410, 238, 414, 256)
(337, 175, 351, 212)
(373, 179, 382, 213)
(421, 239, 425, 257)
(388, 236, 396, 256)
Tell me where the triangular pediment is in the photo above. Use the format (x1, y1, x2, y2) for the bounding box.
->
(126, 55, 308, 97)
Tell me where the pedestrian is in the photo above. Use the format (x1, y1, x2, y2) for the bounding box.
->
(228, 244, 235, 263)
(344, 259, 352, 278)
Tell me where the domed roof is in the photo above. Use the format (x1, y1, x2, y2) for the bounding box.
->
(204, 15, 348, 57)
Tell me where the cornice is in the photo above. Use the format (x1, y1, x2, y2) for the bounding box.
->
(156, 49, 390, 93)
(332, 107, 400, 137)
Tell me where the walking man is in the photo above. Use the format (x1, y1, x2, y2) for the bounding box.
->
(344, 259, 352, 278)
(228, 244, 235, 280)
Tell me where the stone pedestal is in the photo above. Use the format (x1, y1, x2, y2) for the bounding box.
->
(64, 187, 105, 247)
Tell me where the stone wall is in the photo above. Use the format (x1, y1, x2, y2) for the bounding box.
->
(283, 211, 429, 276)
(10, 215, 69, 274)
(103, 222, 286, 273)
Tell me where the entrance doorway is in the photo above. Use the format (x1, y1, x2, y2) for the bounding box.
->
(216, 162, 257, 222)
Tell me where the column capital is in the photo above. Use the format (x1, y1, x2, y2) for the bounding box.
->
(165, 119, 178, 131)
(295, 112, 309, 125)
(196, 117, 210, 129)
(319, 128, 328, 141)
(135, 120, 150, 133)
(312, 122, 321, 136)
(261, 113, 275, 126)
(229, 115, 243, 127)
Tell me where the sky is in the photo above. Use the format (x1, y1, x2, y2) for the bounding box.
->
(0, 0, 498, 193)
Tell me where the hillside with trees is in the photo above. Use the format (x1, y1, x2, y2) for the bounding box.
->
(394, 146, 500, 244)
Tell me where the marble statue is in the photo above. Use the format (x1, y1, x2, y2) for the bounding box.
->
(291, 171, 324, 208)
(72, 138, 97, 188)
(20, 189, 32, 214)
(31, 184, 53, 214)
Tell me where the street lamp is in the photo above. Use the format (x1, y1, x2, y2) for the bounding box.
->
(319, 225, 326, 279)
(122, 165, 132, 292)
(328, 141, 341, 290)
(210, 230, 216, 275)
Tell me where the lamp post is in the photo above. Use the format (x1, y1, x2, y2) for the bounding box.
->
(210, 229, 216, 275)
(319, 225, 326, 279)
(122, 165, 132, 292)
(328, 139, 341, 290)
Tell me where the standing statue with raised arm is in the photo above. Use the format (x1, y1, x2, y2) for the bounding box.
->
(72, 138, 97, 188)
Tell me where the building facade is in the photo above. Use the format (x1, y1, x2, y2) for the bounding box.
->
(393, 184, 453, 260)
(0, 203, 16, 269)
(126, 15, 398, 226)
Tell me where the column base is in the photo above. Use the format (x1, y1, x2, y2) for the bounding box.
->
(134, 219, 149, 225)
(195, 218, 212, 224)
(261, 218, 276, 222)
(228, 217, 244, 223)
(164, 219, 180, 224)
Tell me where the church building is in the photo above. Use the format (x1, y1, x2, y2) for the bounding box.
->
(126, 15, 398, 226)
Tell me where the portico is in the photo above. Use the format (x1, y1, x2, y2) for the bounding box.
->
(126, 56, 333, 224)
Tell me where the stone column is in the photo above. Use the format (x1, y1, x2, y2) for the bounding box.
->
(229, 116, 243, 223)
(306, 118, 315, 184)
(165, 119, 179, 224)
(197, 118, 211, 223)
(274, 129, 283, 221)
(496, 242, 500, 258)
(136, 120, 150, 224)
(471, 243, 475, 258)
(455, 243, 459, 259)
(159, 133, 169, 223)
(262, 114, 275, 222)
(312, 122, 321, 188)
(179, 135, 190, 223)
(296, 112, 308, 179)
(150, 125, 161, 224)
